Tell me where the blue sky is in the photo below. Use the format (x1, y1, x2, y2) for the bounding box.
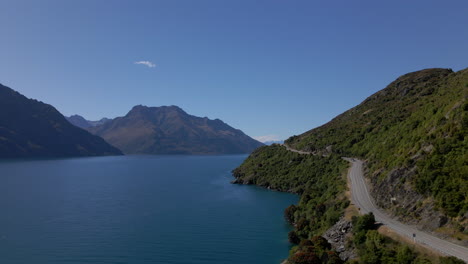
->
(1, 0, 467, 142)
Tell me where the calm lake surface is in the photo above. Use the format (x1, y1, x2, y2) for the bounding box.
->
(0, 155, 298, 264)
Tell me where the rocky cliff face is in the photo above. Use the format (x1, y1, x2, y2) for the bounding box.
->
(0, 83, 123, 158)
(323, 218, 356, 261)
(368, 166, 447, 229)
(87, 105, 263, 154)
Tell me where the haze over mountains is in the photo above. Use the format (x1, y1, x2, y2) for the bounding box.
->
(0, 84, 122, 158)
(66, 115, 111, 129)
(81, 105, 263, 155)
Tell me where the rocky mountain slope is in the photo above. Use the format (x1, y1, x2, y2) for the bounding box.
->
(87, 105, 263, 154)
(0, 84, 122, 158)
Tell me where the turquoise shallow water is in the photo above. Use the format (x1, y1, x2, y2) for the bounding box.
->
(0, 155, 298, 264)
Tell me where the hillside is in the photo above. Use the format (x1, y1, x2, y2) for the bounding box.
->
(0, 84, 123, 158)
(233, 68, 467, 263)
(286, 68, 467, 227)
(87, 105, 263, 154)
(233, 144, 348, 233)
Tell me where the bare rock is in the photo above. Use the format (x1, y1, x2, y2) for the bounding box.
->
(323, 217, 357, 261)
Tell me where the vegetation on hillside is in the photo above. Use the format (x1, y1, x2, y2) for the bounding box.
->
(232, 68, 467, 263)
(233, 144, 349, 262)
(286, 68, 467, 218)
(288, 236, 344, 264)
(233, 145, 466, 263)
(349, 214, 465, 264)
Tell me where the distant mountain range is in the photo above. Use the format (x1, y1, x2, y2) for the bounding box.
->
(263, 140, 284, 145)
(66, 115, 111, 129)
(0, 83, 262, 158)
(80, 105, 263, 155)
(0, 84, 122, 158)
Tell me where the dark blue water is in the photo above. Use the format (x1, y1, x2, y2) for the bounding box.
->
(0, 155, 297, 264)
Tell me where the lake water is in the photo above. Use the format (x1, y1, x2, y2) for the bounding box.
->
(0, 155, 298, 264)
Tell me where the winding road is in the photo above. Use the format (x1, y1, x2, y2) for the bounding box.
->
(281, 144, 468, 262)
(346, 158, 468, 262)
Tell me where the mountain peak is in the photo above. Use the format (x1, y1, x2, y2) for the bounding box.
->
(389, 68, 453, 93)
(88, 105, 263, 155)
(67, 114, 91, 129)
(362, 68, 454, 105)
(0, 83, 122, 158)
(130, 104, 147, 110)
(395, 68, 452, 82)
(129, 104, 184, 113)
(126, 105, 188, 121)
(67, 115, 112, 129)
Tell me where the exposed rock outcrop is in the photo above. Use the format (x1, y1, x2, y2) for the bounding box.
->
(323, 218, 357, 261)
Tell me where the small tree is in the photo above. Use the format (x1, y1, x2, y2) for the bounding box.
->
(296, 218, 309, 231)
(290, 251, 320, 264)
(311, 236, 331, 251)
(396, 245, 415, 264)
(326, 251, 344, 264)
(288, 230, 300, 244)
(439, 256, 466, 264)
(284, 204, 297, 224)
(352, 213, 376, 246)
(360, 212, 375, 230)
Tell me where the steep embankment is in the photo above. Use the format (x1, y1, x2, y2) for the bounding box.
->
(0, 83, 122, 158)
(286, 68, 467, 232)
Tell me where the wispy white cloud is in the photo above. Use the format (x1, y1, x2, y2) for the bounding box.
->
(253, 134, 282, 143)
(134, 60, 156, 68)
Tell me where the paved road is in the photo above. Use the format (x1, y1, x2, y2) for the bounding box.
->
(345, 158, 468, 262)
(282, 144, 311, 155)
(281, 144, 468, 262)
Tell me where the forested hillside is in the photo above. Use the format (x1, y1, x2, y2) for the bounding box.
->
(287, 68, 467, 222)
(233, 68, 467, 263)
